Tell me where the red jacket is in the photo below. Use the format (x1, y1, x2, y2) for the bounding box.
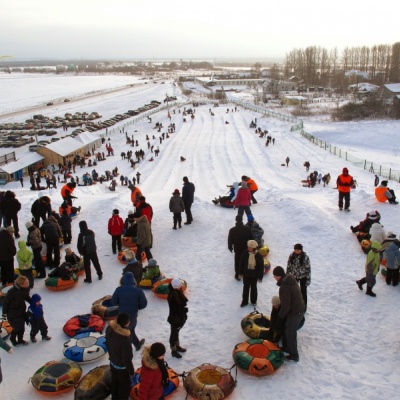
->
(108, 215, 124, 236)
(137, 202, 153, 223)
(138, 347, 163, 400)
(234, 187, 251, 207)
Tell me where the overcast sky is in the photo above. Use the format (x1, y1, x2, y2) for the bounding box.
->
(1, 0, 398, 61)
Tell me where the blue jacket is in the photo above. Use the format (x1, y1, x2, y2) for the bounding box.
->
(384, 242, 400, 270)
(28, 293, 44, 319)
(112, 272, 147, 319)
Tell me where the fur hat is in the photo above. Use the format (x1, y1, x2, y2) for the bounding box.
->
(147, 259, 157, 267)
(6, 226, 15, 233)
(25, 221, 34, 229)
(342, 167, 349, 174)
(15, 275, 29, 288)
(271, 295, 281, 306)
(387, 231, 397, 239)
(113, 209, 119, 215)
(247, 240, 258, 249)
(117, 312, 130, 327)
(247, 215, 254, 222)
(294, 243, 303, 251)
(124, 250, 135, 262)
(150, 342, 166, 358)
(241, 181, 248, 188)
(273, 266, 286, 277)
(235, 215, 243, 223)
(171, 278, 182, 289)
(381, 180, 388, 187)
(172, 189, 180, 195)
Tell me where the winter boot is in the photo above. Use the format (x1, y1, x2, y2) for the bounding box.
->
(176, 341, 186, 352)
(356, 278, 366, 290)
(212, 198, 219, 205)
(171, 346, 182, 358)
(10, 332, 18, 347)
(17, 332, 29, 346)
(366, 286, 376, 297)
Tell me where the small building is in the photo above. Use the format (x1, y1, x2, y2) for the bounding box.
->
(74, 131, 102, 154)
(36, 137, 85, 166)
(0, 152, 44, 183)
(281, 95, 307, 106)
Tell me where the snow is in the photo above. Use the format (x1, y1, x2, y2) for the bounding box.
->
(1, 73, 400, 400)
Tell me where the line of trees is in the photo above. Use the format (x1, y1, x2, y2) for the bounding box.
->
(284, 42, 400, 89)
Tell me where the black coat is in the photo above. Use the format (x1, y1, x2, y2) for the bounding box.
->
(239, 250, 264, 279)
(167, 284, 188, 327)
(60, 213, 72, 230)
(228, 222, 253, 254)
(31, 198, 51, 219)
(0, 229, 16, 261)
(77, 229, 97, 255)
(3, 282, 31, 331)
(2, 197, 21, 218)
(182, 181, 195, 204)
(40, 217, 62, 242)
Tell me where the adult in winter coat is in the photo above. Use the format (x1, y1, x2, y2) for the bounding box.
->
(234, 182, 252, 217)
(182, 176, 195, 224)
(375, 180, 398, 204)
(112, 272, 147, 350)
(369, 221, 386, 243)
(356, 241, 382, 297)
(242, 175, 258, 204)
(77, 220, 103, 283)
(383, 236, 400, 286)
(122, 250, 143, 286)
(108, 209, 125, 254)
(273, 266, 305, 362)
(132, 212, 153, 262)
(60, 182, 77, 207)
(238, 240, 264, 307)
(0, 226, 17, 286)
(336, 167, 354, 211)
(2, 190, 21, 238)
(25, 221, 46, 278)
(129, 184, 143, 208)
(136, 196, 153, 223)
(169, 189, 185, 230)
(40, 215, 62, 268)
(167, 278, 188, 358)
(139, 342, 169, 400)
(60, 210, 72, 245)
(228, 215, 253, 280)
(286, 243, 311, 311)
(3, 275, 31, 347)
(245, 214, 264, 246)
(30, 196, 51, 228)
(16, 240, 34, 289)
(105, 313, 135, 400)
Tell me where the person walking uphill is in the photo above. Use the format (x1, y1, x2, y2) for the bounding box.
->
(106, 313, 135, 400)
(272, 266, 305, 362)
(356, 241, 382, 297)
(286, 243, 311, 311)
(112, 272, 147, 351)
(0, 226, 17, 286)
(167, 278, 188, 358)
(336, 167, 354, 211)
(77, 220, 103, 283)
(108, 209, 124, 254)
(239, 240, 264, 307)
(169, 189, 185, 230)
(234, 182, 252, 217)
(182, 176, 195, 224)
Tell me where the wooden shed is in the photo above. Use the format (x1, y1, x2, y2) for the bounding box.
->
(37, 137, 85, 166)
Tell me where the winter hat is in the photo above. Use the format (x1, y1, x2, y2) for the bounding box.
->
(342, 167, 349, 174)
(247, 215, 254, 222)
(273, 266, 286, 277)
(132, 212, 141, 218)
(241, 175, 248, 181)
(183, 176, 189, 183)
(31, 293, 41, 304)
(113, 209, 119, 215)
(15, 275, 29, 288)
(124, 250, 135, 262)
(148, 259, 157, 267)
(368, 211, 378, 220)
(294, 243, 303, 251)
(79, 220, 88, 231)
(247, 240, 258, 249)
(150, 342, 166, 358)
(6, 226, 15, 233)
(387, 231, 397, 239)
(381, 180, 388, 187)
(241, 181, 248, 188)
(128, 210, 135, 217)
(25, 221, 34, 229)
(235, 215, 243, 223)
(171, 278, 182, 289)
(271, 295, 281, 306)
(117, 312, 130, 327)
(172, 188, 180, 194)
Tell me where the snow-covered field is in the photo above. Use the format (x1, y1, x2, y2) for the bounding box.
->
(1, 73, 400, 400)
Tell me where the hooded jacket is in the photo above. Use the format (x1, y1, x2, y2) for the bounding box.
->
(228, 222, 253, 254)
(365, 241, 382, 276)
(27, 225, 43, 249)
(167, 284, 188, 327)
(182, 180, 195, 204)
(31, 196, 51, 218)
(384, 241, 400, 270)
(108, 214, 124, 236)
(3, 277, 31, 327)
(277, 274, 305, 319)
(28, 293, 44, 319)
(16, 240, 33, 270)
(169, 193, 184, 213)
(2, 191, 21, 218)
(369, 222, 386, 243)
(139, 346, 164, 400)
(130, 186, 142, 207)
(234, 187, 251, 207)
(40, 216, 62, 242)
(77, 221, 97, 255)
(105, 320, 134, 375)
(230, 182, 239, 201)
(112, 272, 147, 319)
(0, 229, 17, 261)
(136, 215, 152, 248)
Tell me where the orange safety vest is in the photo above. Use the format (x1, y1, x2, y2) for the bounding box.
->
(130, 187, 143, 207)
(337, 174, 353, 193)
(375, 187, 388, 202)
(61, 184, 74, 198)
(246, 178, 258, 192)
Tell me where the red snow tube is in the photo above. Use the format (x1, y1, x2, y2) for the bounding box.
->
(63, 314, 105, 337)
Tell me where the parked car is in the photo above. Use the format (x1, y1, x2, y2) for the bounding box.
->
(46, 102, 53, 106)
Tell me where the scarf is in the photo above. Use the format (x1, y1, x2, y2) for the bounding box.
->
(248, 250, 257, 270)
(156, 359, 169, 388)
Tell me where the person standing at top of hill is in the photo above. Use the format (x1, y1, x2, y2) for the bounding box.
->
(182, 176, 195, 225)
(242, 176, 258, 204)
(336, 168, 354, 211)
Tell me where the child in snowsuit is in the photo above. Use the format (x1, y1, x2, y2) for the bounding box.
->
(169, 189, 184, 230)
(27, 293, 51, 343)
(60, 210, 72, 244)
(356, 241, 382, 297)
(16, 240, 34, 288)
(265, 295, 284, 343)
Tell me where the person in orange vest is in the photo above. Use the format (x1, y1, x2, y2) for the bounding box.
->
(375, 180, 398, 204)
(60, 182, 77, 207)
(242, 176, 259, 204)
(336, 168, 354, 211)
(129, 184, 143, 209)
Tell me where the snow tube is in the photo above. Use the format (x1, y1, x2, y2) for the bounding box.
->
(0, 319, 12, 340)
(63, 332, 107, 363)
(63, 314, 105, 337)
(45, 273, 79, 291)
(31, 358, 82, 395)
(121, 236, 137, 248)
(152, 278, 187, 299)
(183, 364, 235, 399)
(91, 295, 118, 321)
(220, 199, 234, 208)
(241, 312, 271, 339)
(0, 284, 13, 307)
(232, 339, 284, 376)
(258, 245, 271, 273)
(118, 250, 146, 264)
(130, 367, 179, 400)
(74, 365, 111, 400)
(138, 273, 165, 289)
